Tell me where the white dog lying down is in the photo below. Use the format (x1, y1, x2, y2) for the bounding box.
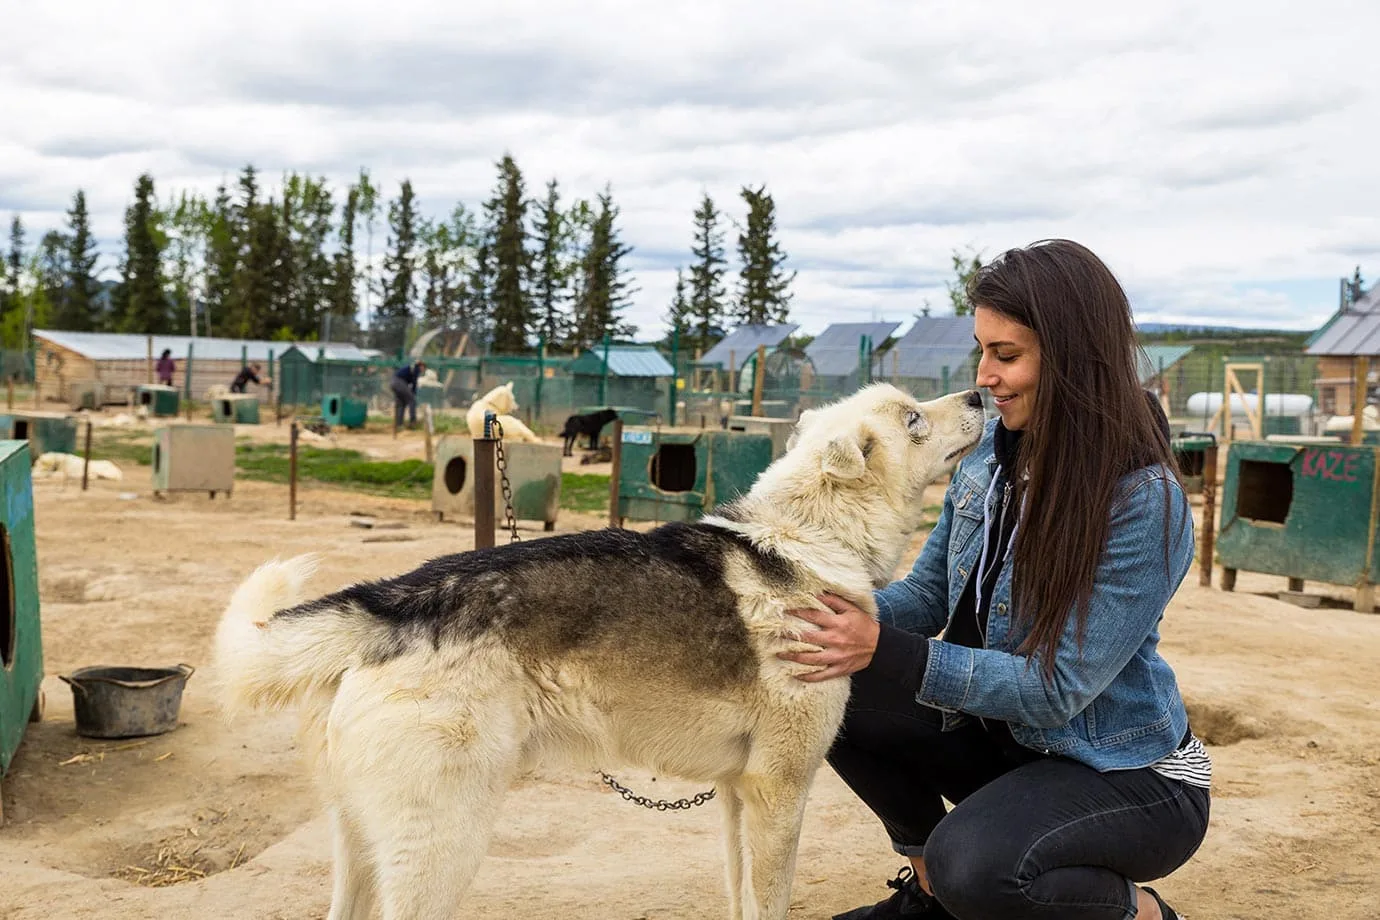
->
(215, 383, 985, 920)
(465, 381, 540, 442)
(31, 452, 123, 482)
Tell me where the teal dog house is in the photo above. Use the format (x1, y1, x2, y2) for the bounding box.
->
(616, 428, 775, 523)
(322, 394, 368, 430)
(0, 440, 44, 822)
(212, 395, 260, 425)
(0, 413, 78, 459)
(1217, 440, 1380, 611)
(136, 384, 181, 417)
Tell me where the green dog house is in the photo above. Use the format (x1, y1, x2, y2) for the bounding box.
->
(136, 384, 181, 417)
(0, 440, 45, 822)
(322, 394, 368, 430)
(1217, 439, 1380, 611)
(616, 428, 775, 523)
(212, 394, 260, 425)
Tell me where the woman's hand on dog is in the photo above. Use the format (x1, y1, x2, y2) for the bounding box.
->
(778, 594, 880, 682)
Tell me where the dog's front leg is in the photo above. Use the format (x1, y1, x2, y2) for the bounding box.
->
(717, 782, 746, 920)
(736, 769, 814, 920)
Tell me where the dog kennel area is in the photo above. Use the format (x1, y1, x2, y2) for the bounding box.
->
(1217, 439, 1380, 611)
(616, 428, 775, 523)
(151, 425, 236, 498)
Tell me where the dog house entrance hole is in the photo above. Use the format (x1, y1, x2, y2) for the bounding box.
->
(0, 525, 14, 668)
(1175, 449, 1205, 479)
(11, 420, 27, 441)
(650, 444, 697, 492)
(220, 400, 233, 417)
(139, 390, 153, 406)
(153, 443, 162, 473)
(444, 457, 468, 494)
(327, 397, 340, 415)
(1236, 460, 1293, 524)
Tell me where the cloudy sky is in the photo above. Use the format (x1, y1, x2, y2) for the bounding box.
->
(3, 0, 1377, 339)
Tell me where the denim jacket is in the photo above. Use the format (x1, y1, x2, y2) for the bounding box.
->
(873, 420, 1195, 771)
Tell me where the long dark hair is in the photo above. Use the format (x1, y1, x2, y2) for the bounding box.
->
(969, 239, 1174, 675)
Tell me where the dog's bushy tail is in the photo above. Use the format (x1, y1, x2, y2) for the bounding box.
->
(214, 555, 363, 721)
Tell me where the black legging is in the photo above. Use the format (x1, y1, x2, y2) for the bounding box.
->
(827, 663, 1210, 919)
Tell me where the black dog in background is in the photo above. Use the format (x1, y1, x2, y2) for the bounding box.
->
(559, 408, 620, 456)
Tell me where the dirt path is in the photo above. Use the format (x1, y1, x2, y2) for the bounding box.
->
(0, 465, 1376, 918)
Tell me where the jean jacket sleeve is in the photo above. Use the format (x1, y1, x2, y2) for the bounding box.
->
(916, 474, 1194, 727)
(873, 479, 955, 639)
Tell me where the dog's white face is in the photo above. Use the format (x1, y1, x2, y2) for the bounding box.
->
(482, 382, 519, 414)
(784, 384, 986, 525)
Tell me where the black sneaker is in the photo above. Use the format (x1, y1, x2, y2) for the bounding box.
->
(832, 867, 953, 920)
(1143, 886, 1183, 920)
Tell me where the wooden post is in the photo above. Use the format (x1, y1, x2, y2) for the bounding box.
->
(146, 335, 154, 384)
(751, 344, 766, 417)
(474, 413, 496, 550)
(423, 404, 435, 464)
(1199, 442, 1218, 587)
(6, 377, 12, 409)
(607, 417, 624, 528)
(81, 420, 93, 492)
(728, 350, 736, 395)
(289, 421, 299, 521)
(1352, 356, 1369, 447)
(32, 379, 39, 408)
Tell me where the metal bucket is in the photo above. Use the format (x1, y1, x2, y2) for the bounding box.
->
(58, 664, 195, 739)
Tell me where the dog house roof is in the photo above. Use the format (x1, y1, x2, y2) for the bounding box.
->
(568, 346, 675, 378)
(1307, 288, 1380, 356)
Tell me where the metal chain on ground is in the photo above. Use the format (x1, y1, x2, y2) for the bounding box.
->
(490, 419, 520, 544)
(598, 771, 716, 810)
(491, 419, 712, 811)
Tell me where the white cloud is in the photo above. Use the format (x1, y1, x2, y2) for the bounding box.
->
(2, 0, 1377, 336)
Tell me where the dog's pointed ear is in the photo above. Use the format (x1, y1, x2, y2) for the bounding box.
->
(821, 435, 867, 480)
(787, 408, 818, 452)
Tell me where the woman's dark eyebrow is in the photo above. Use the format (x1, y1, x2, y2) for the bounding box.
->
(974, 337, 1019, 349)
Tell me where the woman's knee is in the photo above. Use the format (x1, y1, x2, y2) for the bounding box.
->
(925, 815, 1024, 918)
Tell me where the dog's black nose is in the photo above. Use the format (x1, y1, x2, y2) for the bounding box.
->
(965, 389, 984, 409)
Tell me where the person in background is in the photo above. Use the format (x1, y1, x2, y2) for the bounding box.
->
(156, 349, 175, 387)
(230, 362, 262, 394)
(391, 359, 427, 430)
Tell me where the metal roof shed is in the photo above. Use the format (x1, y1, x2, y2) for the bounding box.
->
(881, 316, 979, 392)
(1305, 292, 1380, 444)
(1137, 345, 1193, 385)
(696, 324, 799, 372)
(569, 347, 676, 415)
(806, 322, 902, 378)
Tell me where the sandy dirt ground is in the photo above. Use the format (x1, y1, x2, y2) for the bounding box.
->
(0, 415, 1378, 919)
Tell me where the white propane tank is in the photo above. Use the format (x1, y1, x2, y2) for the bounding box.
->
(1184, 392, 1313, 419)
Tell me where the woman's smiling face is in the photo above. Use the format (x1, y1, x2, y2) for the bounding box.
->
(974, 305, 1041, 431)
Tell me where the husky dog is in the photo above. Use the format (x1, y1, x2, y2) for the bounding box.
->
(465, 381, 540, 443)
(215, 384, 985, 920)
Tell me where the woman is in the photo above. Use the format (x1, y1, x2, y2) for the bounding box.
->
(782, 240, 1208, 920)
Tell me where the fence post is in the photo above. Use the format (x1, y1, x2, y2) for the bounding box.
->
(185, 342, 195, 404)
(599, 333, 611, 406)
(268, 348, 275, 411)
(607, 417, 624, 528)
(146, 335, 153, 384)
(669, 326, 679, 427)
(289, 421, 299, 521)
(81, 420, 93, 492)
(941, 365, 950, 396)
(1199, 441, 1218, 587)
(1353, 356, 1369, 447)
(474, 412, 497, 550)
(751, 344, 766, 416)
(535, 336, 545, 424)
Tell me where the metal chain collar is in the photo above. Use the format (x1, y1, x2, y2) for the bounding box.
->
(489, 417, 714, 811)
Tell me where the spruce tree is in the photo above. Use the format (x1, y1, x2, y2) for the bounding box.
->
(328, 183, 360, 338)
(486, 154, 530, 353)
(376, 179, 419, 351)
(203, 183, 236, 337)
(733, 186, 795, 325)
(2, 216, 22, 325)
(163, 191, 209, 335)
(420, 204, 479, 349)
(688, 194, 728, 354)
(571, 186, 636, 348)
(531, 178, 570, 347)
(665, 266, 691, 337)
(61, 191, 101, 331)
(116, 173, 170, 333)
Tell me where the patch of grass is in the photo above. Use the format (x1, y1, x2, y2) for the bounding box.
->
(560, 472, 610, 515)
(235, 443, 434, 499)
(91, 429, 154, 467)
